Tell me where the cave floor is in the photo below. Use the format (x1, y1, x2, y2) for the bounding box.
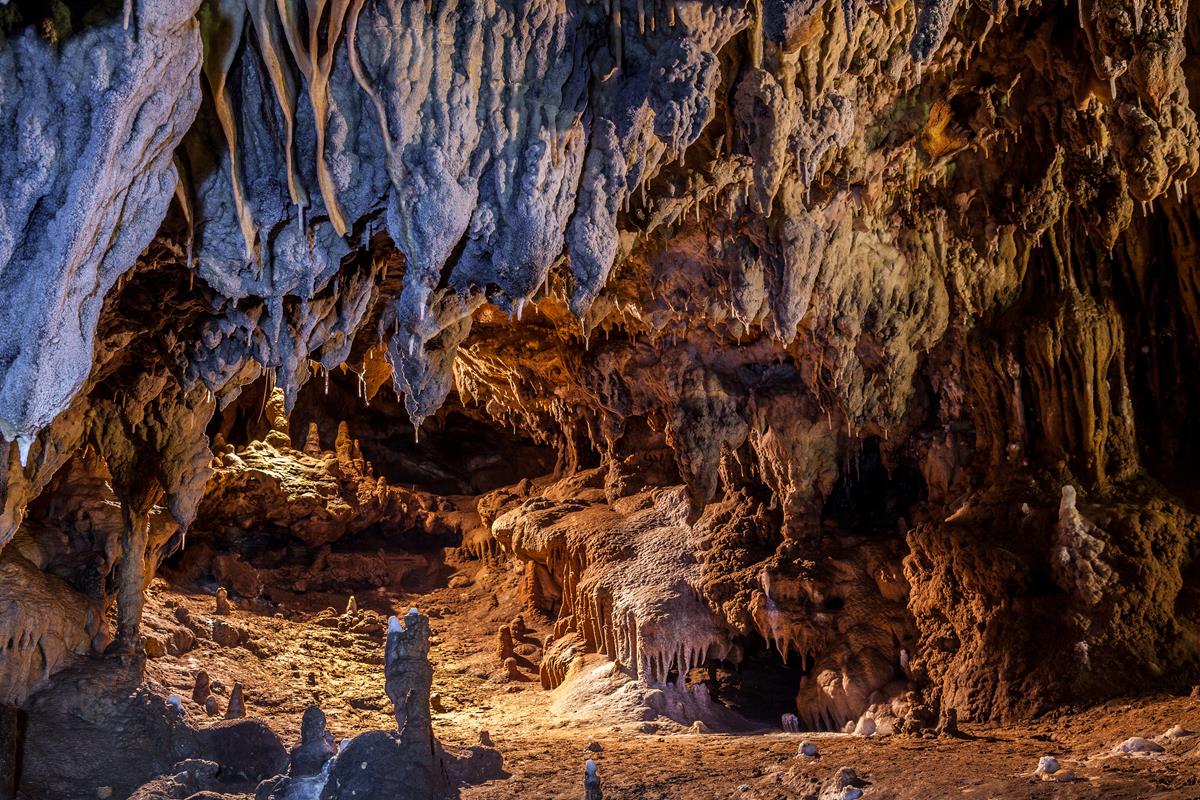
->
(139, 553, 1200, 800)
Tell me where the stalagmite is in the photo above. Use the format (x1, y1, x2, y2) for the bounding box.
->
(225, 682, 246, 719)
(585, 759, 603, 800)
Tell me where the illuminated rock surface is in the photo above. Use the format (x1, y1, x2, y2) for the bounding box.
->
(0, 0, 1198, 796)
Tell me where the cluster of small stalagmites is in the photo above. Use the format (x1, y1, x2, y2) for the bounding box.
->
(1029, 724, 1197, 783)
(152, 590, 255, 658)
(201, 403, 422, 549)
(496, 614, 542, 682)
(187, 669, 246, 719)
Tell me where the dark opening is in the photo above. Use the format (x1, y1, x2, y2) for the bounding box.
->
(1, 705, 26, 798)
(699, 633, 805, 725)
(206, 369, 558, 495)
(822, 436, 926, 533)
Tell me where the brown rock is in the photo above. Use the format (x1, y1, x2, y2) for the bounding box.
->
(168, 627, 196, 655)
(192, 671, 212, 705)
(212, 554, 262, 599)
(211, 619, 242, 648)
(225, 682, 246, 719)
(214, 587, 232, 616)
(936, 707, 961, 738)
(143, 636, 166, 659)
(496, 625, 515, 661)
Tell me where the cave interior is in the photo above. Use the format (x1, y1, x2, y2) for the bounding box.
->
(1, 0, 1200, 797)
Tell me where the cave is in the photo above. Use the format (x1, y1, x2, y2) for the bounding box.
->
(1, 0, 1200, 797)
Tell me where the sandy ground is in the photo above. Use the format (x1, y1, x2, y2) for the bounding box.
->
(141, 554, 1200, 800)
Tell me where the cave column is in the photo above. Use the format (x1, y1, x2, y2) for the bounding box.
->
(384, 609, 433, 756)
(114, 505, 152, 653)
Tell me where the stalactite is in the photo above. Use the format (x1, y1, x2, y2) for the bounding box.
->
(276, 0, 355, 237)
(198, 0, 258, 259)
(248, 0, 310, 213)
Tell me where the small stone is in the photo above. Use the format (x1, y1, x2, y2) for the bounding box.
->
(430, 692, 445, 713)
(1164, 725, 1195, 739)
(215, 587, 232, 615)
(204, 696, 218, 717)
(211, 619, 242, 647)
(503, 656, 522, 681)
(448, 574, 472, 589)
(96, 787, 112, 799)
(1036, 755, 1059, 775)
(689, 720, 709, 734)
(638, 722, 658, 734)
(1114, 737, 1164, 754)
(143, 635, 166, 659)
(829, 766, 868, 797)
(798, 741, 819, 757)
(586, 740, 603, 752)
(345, 595, 358, 616)
(936, 706, 960, 737)
(853, 715, 876, 737)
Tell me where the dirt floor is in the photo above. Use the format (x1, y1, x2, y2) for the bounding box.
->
(140, 552, 1200, 800)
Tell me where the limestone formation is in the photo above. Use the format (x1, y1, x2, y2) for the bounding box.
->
(225, 681, 245, 719)
(191, 671, 211, 705)
(584, 759, 603, 800)
(214, 587, 231, 616)
(290, 706, 336, 778)
(0, 0, 1197, 789)
(384, 610, 433, 751)
(496, 624, 515, 661)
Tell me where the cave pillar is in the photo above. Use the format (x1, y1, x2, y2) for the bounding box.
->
(114, 507, 152, 653)
(384, 609, 433, 756)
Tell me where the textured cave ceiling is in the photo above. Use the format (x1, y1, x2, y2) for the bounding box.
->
(1, 0, 1199, 778)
